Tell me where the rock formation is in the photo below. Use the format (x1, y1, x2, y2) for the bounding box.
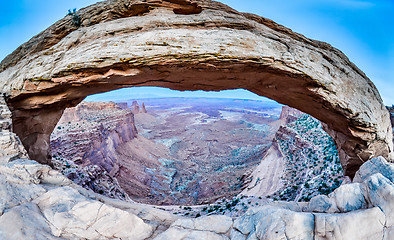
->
(52, 157, 130, 201)
(0, 0, 392, 177)
(388, 106, 394, 127)
(141, 102, 148, 113)
(0, 97, 28, 164)
(0, 0, 393, 238)
(278, 105, 304, 124)
(131, 101, 141, 114)
(51, 102, 138, 171)
(242, 106, 345, 201)
(50, 101, 167, 201)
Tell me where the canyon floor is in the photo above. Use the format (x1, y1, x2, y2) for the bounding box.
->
(51, 97, 345, 215)
(51, 98, 282, 205)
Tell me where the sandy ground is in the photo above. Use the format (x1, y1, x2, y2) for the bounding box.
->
(241, 143, 285, 197)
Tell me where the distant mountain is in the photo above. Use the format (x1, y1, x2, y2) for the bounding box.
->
(84, 87, 281, 105)
(120, 97, 282, 111)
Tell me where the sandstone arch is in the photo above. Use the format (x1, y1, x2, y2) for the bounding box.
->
(0, 0, 392, 178)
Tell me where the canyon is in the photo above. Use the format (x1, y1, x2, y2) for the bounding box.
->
(0, 0, 392, 178)
(50, 98, 346, 208)
(51, 98, 281, 205)
(0, 0, 393, 239)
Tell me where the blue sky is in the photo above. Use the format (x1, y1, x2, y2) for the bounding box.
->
(1, 0, 393, 104)
(84, 87, 279, 102)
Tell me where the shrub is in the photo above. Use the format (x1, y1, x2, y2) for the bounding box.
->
(68, 8, 81, 27)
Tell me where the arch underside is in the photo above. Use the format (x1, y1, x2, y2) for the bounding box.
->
(0, 0, 392, 178)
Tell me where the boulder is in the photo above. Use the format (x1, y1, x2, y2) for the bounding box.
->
(0, 174, 46, 215)
(314, 207, 385, 240)
(0, 203, 58, 240)
(230, 229, 246, 240)
(155, 215, 232, 240)
(0, 159, 63, 215)
(306, 195, 338, 213)
(329, 182, 368, 212)
(0, 132, 28, 164)
(364, 173, 394, 226)
(353, 156, 394, 183)
(34, 186, 154, 240)
(267, 200, 305, 212)
(383, 227, 394, 240)
(0, 97, 28, 163)
(234, 206, 314, 240)
(0, 96, 11, 132)
(0, 159, 69, 186)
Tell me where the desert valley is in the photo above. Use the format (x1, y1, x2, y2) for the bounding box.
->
(50, 96, 345, 216)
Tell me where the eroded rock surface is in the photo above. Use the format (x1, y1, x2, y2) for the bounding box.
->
(0, 97, 28, 164)
(243, 106, 345, 202)
(0, 0, 392, 177)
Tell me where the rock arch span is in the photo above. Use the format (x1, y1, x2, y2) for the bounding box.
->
(0, 0, 392, 178)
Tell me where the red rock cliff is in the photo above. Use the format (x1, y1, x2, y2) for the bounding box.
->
(50, 102, 138, 173)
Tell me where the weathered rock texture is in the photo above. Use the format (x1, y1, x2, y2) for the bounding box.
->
(51, 101, 138, 172)
(243, 106, 345, 202)
(388, 106, 394, 143)
(0, 0, 392, 177)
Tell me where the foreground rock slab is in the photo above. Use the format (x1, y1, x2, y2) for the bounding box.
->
(35, 186, 153, 240)
(314, 207, 385, 240)
(234, 206, 314, 240)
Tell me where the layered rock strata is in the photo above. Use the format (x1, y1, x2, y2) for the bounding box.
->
(0, 96, 28, 164)
(51, 99, 277, 205)
(51, 101, 164, 201)
(243, 106, 345, 201)
(131, 101, 141, 114)
(51, 101, 138, 172)
(0, 0, 392, 177)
